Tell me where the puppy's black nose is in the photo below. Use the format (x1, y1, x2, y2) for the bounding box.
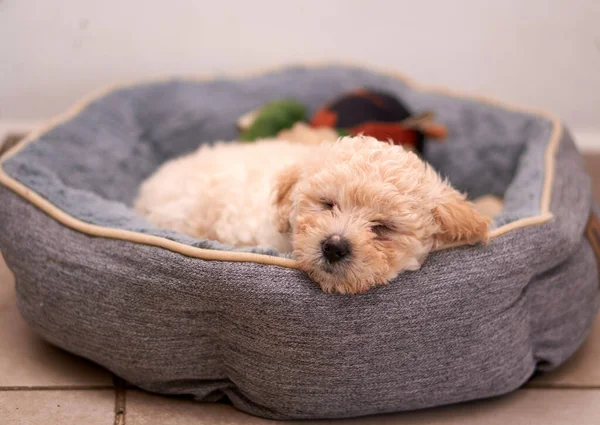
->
(321, 235, 351, 263)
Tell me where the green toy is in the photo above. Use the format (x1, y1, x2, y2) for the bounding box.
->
(237, 99, 307, 141)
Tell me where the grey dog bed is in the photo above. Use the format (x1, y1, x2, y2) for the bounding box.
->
(0, 65, 598, 420)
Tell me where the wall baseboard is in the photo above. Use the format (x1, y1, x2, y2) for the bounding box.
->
(573, 131, 600, 153)
(1, 120, 599, 153)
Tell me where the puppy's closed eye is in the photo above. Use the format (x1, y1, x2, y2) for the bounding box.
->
(321, 199, 336, 210)
(371, 223, 394, 238)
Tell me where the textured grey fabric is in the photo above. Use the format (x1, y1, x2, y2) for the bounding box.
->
(1, 65, 552, 255)
(0, 66, 598, 420)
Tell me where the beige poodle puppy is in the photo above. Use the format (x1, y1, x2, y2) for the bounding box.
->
(135, 136, 489, 294)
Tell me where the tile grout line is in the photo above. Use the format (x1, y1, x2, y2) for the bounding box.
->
(113, 375, 127, 425)
(524, 384, 600, 390)
(0, 385, 114, 391)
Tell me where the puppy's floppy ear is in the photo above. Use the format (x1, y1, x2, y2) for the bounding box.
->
(273, 164, 301, 233)
(432, 186, 491, 248)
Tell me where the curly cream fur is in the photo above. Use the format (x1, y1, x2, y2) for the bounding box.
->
(135, 135, 489, 294)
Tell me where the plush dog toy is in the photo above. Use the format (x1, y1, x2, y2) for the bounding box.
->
(238, 100, 307, 141)
(310, 89, 447, 155)
(237, 89, 448, 155)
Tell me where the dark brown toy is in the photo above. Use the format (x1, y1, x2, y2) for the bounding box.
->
(311, 89, 447, 154)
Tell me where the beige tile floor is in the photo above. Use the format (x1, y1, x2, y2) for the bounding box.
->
(1, 148, 599, 424)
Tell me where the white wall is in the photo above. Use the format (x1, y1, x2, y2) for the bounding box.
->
(1, 0, 599, 136)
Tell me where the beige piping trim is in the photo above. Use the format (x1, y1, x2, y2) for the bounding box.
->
(0, 61, 562, 267)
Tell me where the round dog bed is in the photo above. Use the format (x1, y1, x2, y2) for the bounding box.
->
(0, 64, 598, 420)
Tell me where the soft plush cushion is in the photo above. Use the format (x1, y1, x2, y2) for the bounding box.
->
(0, 65, 598, 420)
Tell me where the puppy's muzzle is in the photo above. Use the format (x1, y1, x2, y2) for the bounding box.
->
(321, 234, 351, 263)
